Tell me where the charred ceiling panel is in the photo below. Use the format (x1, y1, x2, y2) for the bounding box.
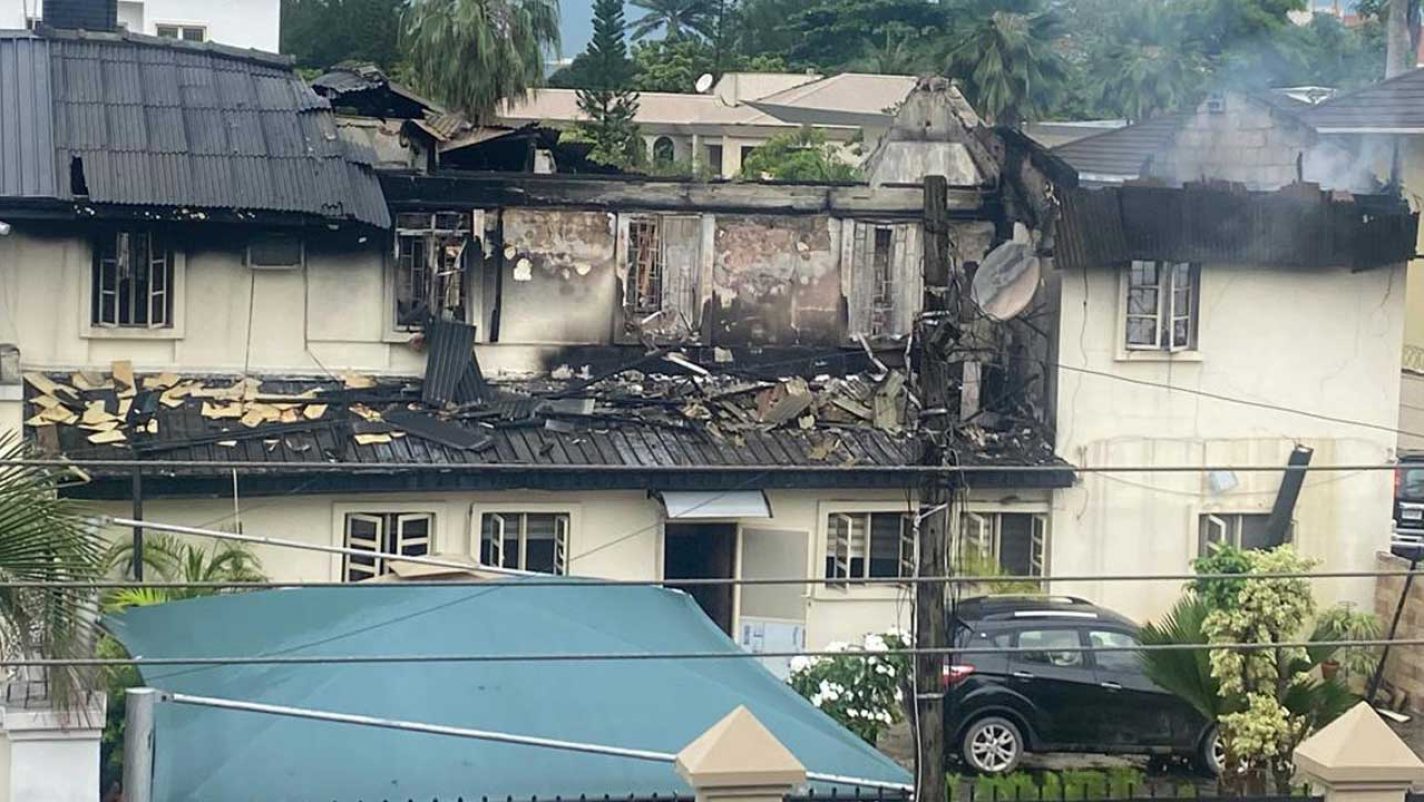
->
(500, 208, 617, 344)
(712, 215, 841, 347)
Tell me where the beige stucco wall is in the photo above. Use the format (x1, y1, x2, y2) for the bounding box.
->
(1054, 260, 1406, 624)
(92, 485, 1050, 650)
(0, 227, 423, 377)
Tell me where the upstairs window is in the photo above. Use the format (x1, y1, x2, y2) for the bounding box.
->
(824, 511, 915, 587)
(91, 230, 174, 329)
(479, 512, 569, 575)
(343, 512, 433, 582)
(848, 221, 920, 339)
(625, 218, 663, 317)
(1125, 261, 1199, 352)
(394, 212, 472, 332)
(155, 24, 206, 41)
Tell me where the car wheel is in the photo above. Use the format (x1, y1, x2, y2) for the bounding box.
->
(962, 716, 1024, 774)
(1196, 726, 1225, 776)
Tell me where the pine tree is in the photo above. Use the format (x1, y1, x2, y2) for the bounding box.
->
(575, 0, 644, 168)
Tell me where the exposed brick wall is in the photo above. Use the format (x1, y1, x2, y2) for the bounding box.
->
(1375, 551, 1424, 710)
(1153, 92, 1316, 190)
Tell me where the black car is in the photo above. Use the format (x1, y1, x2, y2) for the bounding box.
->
(942, 595, 1222, 774)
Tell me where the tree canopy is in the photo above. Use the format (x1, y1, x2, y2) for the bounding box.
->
(574, 0, 645, 168)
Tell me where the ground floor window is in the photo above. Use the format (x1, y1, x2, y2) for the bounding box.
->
(343, 512, 433, 582)
(824, 511, 914, 586)
(479, 512, 569, 574)
(1198, 512, 1289, 556)
(958, 512, 1047, 577)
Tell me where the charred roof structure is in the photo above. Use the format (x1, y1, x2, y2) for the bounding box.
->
(0, 29, 389, 227)
(1055, 182, 1418, 272)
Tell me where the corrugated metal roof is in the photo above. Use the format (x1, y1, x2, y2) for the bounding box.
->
(1050, 114, 1185, 181)
(0, 30, 389, 227)
(0, 37, 58, 197)
(1301, 67, 1424, 131)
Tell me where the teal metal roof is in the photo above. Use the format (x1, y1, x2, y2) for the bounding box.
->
(107, 581, 911, 802)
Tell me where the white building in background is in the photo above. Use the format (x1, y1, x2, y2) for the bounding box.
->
(0, 0, 280, 51)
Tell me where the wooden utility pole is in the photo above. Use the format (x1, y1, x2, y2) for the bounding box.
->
(914, 175, 954, 802)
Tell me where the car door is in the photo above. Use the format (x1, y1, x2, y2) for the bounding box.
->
(1007, 626, 1099, 749)
(1088, 628, 1199, 750)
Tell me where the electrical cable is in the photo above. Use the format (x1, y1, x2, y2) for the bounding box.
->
(11, 637, 1424, 669)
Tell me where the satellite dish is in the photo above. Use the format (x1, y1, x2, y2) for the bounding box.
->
(971, 239, 1041, 322)
(694, 73, 715, 93)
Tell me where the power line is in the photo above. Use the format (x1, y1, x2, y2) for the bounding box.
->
(2, 458, 1414, 473)
(9, 637, 1424, 669)
(25, 568, 1424, 591)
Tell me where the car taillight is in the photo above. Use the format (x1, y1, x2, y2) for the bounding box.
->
(942, 663, 975, 688)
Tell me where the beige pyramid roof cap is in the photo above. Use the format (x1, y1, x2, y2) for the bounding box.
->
(676, 706, 807, 790)
(1294, 702, 1424, 785)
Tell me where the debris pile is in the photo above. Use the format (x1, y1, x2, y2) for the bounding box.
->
(25, 348, 1053, 467)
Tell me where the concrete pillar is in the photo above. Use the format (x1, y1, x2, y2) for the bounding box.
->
(676, 706, 806, 802)
(1294, 702, 1424, 802)
(0, 693, 106, 802)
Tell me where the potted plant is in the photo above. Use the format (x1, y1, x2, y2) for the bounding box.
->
(1313, 603, 1382, 686)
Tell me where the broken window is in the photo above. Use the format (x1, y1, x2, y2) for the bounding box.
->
(91, 230, 174, 328)
(155, 23, 206, 41)
(848, 222, 921, 339)
(958, 512, 1047, 578)
(479, 512, 569, 575)
(625, 218, 663, 317)
(394, 212, 472, 332)
(343, 512, 433, 582)
(1125, 260, 1199, 351)
(1198, 513, 1289, 557)
(824, 511, 914, 587)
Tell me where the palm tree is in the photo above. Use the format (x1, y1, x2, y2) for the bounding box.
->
(945, 0, 1067, 127)
(0, 437, 103, 709)
(629, 0, 716, 41)
(1139, 594, 1221, 721)
(1092, 2, 1207, 122)
(98, 535, 267, 790)
(402, 0, 560, 122)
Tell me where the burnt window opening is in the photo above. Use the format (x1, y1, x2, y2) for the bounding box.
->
(625, 218, 663, 318)
(870, 227, 895, 336)
(91, 230, 174, 328)
(343, 512, 432, 582)
(394, 211, 472, 332)
(1125, 260, 1199, 352)
(69, 155, 89, 197)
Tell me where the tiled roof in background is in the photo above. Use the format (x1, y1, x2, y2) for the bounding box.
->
(1301, 68, 1424, 131)
(1050, 114, 1185, 182)
(0, 30, 389, 227)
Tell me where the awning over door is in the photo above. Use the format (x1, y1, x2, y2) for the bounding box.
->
(657, 490, 772, 519)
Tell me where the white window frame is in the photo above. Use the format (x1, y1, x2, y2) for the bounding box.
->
(79, 230, 186, 340)
(955, 511, 1049, 579)
(340, 511, 435, 582)
(154, 23, 207, 42)
(470, 502, 580, 575)
(1120, 260, 1200, 358)
(817, 502, 917, 596)
(479, 511, 570, 575)
(1197, 511, 1291, 557)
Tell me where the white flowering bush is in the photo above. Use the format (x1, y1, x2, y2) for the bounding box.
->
(788, 630, 911, 743)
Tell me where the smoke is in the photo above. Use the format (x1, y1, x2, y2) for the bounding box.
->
(1301, 133, 1392, 192)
